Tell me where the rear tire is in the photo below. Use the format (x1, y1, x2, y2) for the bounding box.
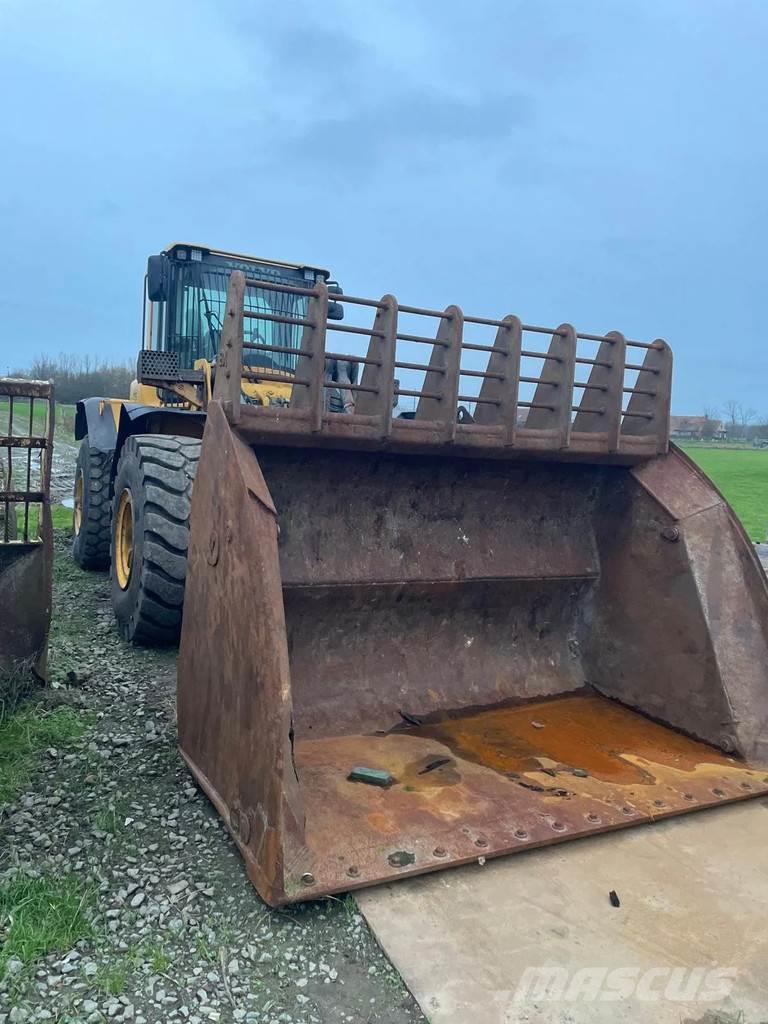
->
(110, 435, 201, 646)
(72, 439, 113, 570)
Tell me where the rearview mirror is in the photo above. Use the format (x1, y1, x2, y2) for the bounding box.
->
(147, 254, 168, 302)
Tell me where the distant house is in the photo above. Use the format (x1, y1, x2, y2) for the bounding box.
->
(669, 415, 725, 440)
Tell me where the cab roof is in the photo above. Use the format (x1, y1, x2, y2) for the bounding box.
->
(162, 242, 331, 280)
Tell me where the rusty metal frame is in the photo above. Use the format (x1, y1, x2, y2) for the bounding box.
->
(0, 378, 54, 680)
(208, 271, 672, 463)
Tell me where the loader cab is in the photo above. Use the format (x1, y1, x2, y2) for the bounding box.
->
(143, 243, 343, 373)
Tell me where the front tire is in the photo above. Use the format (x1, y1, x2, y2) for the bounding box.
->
(72, 440, 113, 570)
(110, 435, 200, 645)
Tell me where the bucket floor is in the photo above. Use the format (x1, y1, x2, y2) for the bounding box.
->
(291, 694, 768, 900)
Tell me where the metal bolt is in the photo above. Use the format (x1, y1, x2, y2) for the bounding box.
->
(347, 865, 360, 878)
(621, 806, 634, 815)
(653, 799, 665, 807)
(300, 872, 315, 886)
(474, 837, 488, 848)
(683, 793, 695, 801)
(586, 813, 601, 823)
(661, 526, 680, 542)
(713, 788, 726, 797)
(514, 829, 529, 840)
(551, 821, 566, 832)
(740, 782, 753, 791)
(433, 847, 447, 858)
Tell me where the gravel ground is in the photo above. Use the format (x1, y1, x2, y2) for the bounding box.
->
(0, 535, 425, 1024)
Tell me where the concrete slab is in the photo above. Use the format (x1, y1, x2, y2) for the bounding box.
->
(357, 800, 768, 1024)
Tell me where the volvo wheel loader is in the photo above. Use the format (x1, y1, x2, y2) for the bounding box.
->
(71, 243, 349, 644)
(173, 269, 768, 906)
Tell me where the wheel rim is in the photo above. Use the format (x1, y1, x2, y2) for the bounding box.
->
(73, 470, 84, 536)
(115, 488, 134, 590)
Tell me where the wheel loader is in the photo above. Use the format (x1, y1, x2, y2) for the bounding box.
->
(71, 243, 349, 644)
(172, 269, 768, 907)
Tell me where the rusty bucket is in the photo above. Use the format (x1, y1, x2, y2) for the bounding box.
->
(177, 274, 768, 905)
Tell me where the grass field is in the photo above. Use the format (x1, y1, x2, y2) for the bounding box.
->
(679, 445, 768, 542)
(0, 398, 75, 438)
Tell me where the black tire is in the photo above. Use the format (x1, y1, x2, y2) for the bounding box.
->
(110, 434, 201, 646)
(72, 439, 113, 570)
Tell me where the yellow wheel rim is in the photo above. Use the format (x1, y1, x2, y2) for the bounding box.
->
(115, 488, 134, 590)
(73, 470, 84, 536)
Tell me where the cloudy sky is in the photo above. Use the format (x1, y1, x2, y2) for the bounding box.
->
(1, 0, 767, 414)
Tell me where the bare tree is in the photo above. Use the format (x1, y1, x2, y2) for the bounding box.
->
(13, 354, 133, 404)
(741, 407, 757, 436)
(702, 405, 720, 440)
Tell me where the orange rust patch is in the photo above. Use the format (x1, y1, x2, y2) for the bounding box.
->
(415, 694, 734, 785)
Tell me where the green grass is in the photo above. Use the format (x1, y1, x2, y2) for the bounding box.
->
(136, 939, 172, 974)
(6, 502, 72, 540)
(94, 961, 129, 996)
(679, 445, 768, 542)
(92, 798, 130, 836)
(0, 873, 95, 972)
(0, 399, 75, 440)
(0, 704, 92, 805)
(52, 503, 73, 530)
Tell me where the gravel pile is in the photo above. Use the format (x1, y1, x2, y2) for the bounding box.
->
(0, 537, 423, 1024)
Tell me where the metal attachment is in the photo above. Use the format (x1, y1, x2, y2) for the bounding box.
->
(660, 525, 680, 542)
(300, 872, 315, 886)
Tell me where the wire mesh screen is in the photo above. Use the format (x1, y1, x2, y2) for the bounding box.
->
(0, 382, 53, 544)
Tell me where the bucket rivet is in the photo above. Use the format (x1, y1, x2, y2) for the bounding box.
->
(740, 782, 752, 791)
(661, 526, 680, 542)
(683, 793, 695, 801)
(713, 788, 726, 797)
(514, 829, 529, 840)
(475, 837, 488, 848)
(621, 806, 634, 815)
(551, 821, 566, 832)
(653, 799, 665, 807)
(433, 847, 447, 858)
(300, 872, 315, 886)
(587, 813, 600, 823)
(347, 866, 360, 878)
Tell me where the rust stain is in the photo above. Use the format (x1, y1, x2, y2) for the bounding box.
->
(414, 694, 735, 786)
